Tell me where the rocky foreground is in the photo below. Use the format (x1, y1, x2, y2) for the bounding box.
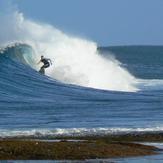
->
(0, 133, 161, 160)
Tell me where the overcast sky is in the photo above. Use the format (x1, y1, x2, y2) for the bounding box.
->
(4, 0, 163, 46)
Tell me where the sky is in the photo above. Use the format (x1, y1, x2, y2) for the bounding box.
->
(3, 0, 163, 46)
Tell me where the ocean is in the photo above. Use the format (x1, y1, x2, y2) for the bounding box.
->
(0, 10, 163, 162)
(0, 44, 163, 138)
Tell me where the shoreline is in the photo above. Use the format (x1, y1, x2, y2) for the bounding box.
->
(0, 133, 162, 160)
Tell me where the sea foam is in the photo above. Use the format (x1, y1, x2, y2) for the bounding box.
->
(0, 10, 138, 92)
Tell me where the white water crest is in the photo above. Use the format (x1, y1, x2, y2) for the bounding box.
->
(0, 127, 163, 138)
(0, 8, 138, 92)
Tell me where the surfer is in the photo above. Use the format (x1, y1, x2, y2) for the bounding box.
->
(38, 55, 52, 74)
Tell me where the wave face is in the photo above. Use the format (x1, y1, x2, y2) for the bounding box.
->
(0, 10, 137, 92)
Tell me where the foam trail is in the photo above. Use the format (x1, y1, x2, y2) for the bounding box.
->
(0, 8, 138, 92)
(137, 79, 163, 91)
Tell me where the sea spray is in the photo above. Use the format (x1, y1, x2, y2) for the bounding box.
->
(0, 10, 138, 92)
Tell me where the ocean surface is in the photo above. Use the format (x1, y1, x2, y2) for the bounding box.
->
(0, 44, 163, 139)
(0, 6, 163, 163)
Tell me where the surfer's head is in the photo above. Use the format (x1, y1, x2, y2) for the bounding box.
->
(41, 55, 44, 59)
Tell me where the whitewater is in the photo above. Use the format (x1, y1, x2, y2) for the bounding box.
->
(0, 10, 138, 92)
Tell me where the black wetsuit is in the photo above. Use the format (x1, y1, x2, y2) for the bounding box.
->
(41, 58, 50, 69)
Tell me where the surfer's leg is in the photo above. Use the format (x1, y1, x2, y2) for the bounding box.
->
(39, 65, 44, 71)
(41, 65, 45, 69)
(39, 66, 45, 74)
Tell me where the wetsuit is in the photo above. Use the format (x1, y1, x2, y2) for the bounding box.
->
(41, 58, 50, 69)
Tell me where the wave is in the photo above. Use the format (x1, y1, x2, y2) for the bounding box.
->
(0, 10, 138, 92)
(0, 43, 36, 67)
(1, 127, 163, 138)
